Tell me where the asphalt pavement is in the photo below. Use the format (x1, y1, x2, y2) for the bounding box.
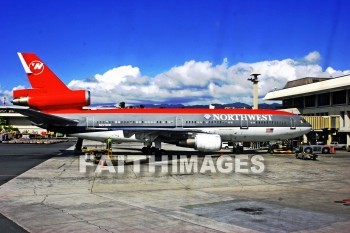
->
(0, 142, 75, 233)
(1, 142, 350, 232)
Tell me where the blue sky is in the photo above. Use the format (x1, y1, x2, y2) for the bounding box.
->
(0, 0, 349, 105)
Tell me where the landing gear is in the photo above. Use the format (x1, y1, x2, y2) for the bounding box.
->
(141, 146, 158, 155)
(232, 144, 243, 153)
(74, 138, 84, 154)
(153, 141, 165, 158)
(142, 146, 151, 155)
(141, 146, 165, 156)
(155, 149, 166, 157)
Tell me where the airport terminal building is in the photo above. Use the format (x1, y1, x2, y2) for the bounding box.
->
(0, 108, 46, 134)
(264, 74, 350, 145)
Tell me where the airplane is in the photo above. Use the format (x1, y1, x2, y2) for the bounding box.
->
(4, 52, 311, 155)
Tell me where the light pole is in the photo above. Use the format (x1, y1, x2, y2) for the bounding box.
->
(248, 73, 261, 109)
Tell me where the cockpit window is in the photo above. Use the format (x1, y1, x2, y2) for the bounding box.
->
(300, 116, 307, 123)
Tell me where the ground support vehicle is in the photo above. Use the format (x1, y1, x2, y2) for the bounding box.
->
(295, 151, 318, 160)
(330, 142, 347, 150)
(295, 144, 335, 160)
(269, 144, 294, 154)
(83, 146, 113, 164)
(299, 144, 335, 154)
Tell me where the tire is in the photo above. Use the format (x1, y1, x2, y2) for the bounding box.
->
(150, 147, 158, 154)
(225, 146, 229, 149)
(155, 149, 163, 157)
(142, 147, 150, 155)
(304, 147, 312, 154)
(322, 148, 330, 154)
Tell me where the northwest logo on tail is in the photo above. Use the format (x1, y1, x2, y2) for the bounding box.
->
(29, 60, 44, 75)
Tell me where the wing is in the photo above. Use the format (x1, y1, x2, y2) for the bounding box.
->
(69, 127, 211, 143)
(110, 127, 205, 133)
(110, 127, 210, 143)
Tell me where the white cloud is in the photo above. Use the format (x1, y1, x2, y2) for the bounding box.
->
(153, 60, 228, 89)
(325, 66, 350, 77)
(303, 51, 321, 63)
(66, 51, 350, 105)
(0, 85, 25, 106)
(95, 65, 141, 86)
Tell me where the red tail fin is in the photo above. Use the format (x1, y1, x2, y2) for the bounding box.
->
(13, 53, 90, 110)
(17, 53, 69, 92)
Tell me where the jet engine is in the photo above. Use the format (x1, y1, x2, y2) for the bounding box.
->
(178, 133, 222, 152)
(12, 89, 90, 110)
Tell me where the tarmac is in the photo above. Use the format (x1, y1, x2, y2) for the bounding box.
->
(0, 141, 350, 232)
(0, 142, 75, 233)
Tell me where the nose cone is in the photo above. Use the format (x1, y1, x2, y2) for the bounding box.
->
(298, 116, 312, 135)
(306, 121, 312, 127)
(306, 121, 312, 130)
(301, 125, 312, 134)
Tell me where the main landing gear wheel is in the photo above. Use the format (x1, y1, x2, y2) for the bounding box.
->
(150, 147, 158, 154)
(142, 146, 151, 155)
(141, 147, 166, 156)
(155, 149, 166, 157)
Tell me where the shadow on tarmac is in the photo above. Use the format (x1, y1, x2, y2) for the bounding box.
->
(0, 142, 75, 233)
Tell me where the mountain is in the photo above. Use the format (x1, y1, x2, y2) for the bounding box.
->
(257, 103, 282, 109)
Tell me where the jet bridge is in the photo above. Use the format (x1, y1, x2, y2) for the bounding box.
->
(303, 116, 340, 130)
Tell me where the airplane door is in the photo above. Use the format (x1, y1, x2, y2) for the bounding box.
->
(86, 117, 95, 128)
(290, 117, 296, 129)
(176, 116, 183, 128)
(241, 118, 248, 129)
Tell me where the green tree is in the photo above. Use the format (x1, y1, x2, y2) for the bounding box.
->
(0, 116, 7, 125)
(4, 125, 14, 131)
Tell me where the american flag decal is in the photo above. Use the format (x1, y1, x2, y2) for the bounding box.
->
(266, 128, 274, 133)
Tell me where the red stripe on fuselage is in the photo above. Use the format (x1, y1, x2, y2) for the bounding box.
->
(43, 108, 294, 115)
